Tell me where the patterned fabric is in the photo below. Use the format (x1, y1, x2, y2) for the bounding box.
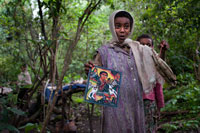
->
(98, 44, 146, 133)
(144, 100, 157, 133)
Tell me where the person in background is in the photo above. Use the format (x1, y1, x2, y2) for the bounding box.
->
(137, 34, 169, 132)
(17, 64, 32, 108)
(137, 34, 169, 60)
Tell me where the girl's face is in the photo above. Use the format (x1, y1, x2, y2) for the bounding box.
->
(114, 17, 130, 43)
(139, 38, 153, 48)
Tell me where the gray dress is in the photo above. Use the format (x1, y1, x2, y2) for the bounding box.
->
(98, 44, 146, 133)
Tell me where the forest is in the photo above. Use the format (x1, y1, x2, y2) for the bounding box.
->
(0, 0, 199, 132)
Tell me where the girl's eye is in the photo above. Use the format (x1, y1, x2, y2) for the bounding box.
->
(124, 24, 130, 29)
(124, 26, 129, 29)
(115, 24, 121, 29)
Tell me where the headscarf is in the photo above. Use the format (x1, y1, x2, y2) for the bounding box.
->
(109, 10, 134, 45)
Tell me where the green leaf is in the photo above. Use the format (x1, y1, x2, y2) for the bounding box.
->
(47, 40, 52, 46)
(19, 123, 39, 133)
(0, 123, 20, 133)
(7, 107, 26, 116)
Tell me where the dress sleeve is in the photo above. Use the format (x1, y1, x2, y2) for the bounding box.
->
(152, 49, 176, 86)
(94, 52, 103, 67)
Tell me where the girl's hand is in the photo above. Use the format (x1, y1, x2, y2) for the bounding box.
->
(84, 61, 95, 75)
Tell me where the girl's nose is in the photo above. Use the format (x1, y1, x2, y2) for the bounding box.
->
(120, 27, 125, 32)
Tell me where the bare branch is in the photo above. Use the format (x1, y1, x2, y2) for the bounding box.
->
(37, 0, 48, 41)
(41, 1, 102, 132)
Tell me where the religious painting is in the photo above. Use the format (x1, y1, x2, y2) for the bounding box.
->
(84, 66, 121, 107)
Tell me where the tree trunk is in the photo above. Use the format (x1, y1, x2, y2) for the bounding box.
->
(41, 1, 102, 132)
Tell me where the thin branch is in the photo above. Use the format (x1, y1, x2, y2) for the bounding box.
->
(80, 0, 102, 32)
(41, 1, 102, 132)
(37, 0, 48, 40)
(18, 108, 42, 126)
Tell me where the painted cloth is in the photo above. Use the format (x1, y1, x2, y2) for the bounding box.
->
(144, 100, 157, 133)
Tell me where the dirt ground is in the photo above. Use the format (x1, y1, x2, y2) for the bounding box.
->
(77, 115, 101, 133)
(46, 101, 102, 133)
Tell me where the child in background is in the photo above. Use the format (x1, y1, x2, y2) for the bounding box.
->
(137, 34, 169, 60)
(137, 34, 169, 132)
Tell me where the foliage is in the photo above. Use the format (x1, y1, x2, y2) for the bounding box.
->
(19, 123, 42, 133)
(0, 123, 20, 133)
(160, 73, 200, 132)
(0, 94, 25, 132)
(134, 0, 200, 76)
(0, 56, 21, 84)
(72, 94, 84, 103)
(161, 119, 200, 133)
(57, 5, 112, 81)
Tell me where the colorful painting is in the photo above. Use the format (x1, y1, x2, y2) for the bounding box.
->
(84, 66, 121, 107)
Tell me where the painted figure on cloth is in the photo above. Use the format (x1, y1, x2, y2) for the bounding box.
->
(85, 66, 121, 107)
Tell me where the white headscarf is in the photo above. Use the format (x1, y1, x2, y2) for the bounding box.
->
(109, 10, 134, 44)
